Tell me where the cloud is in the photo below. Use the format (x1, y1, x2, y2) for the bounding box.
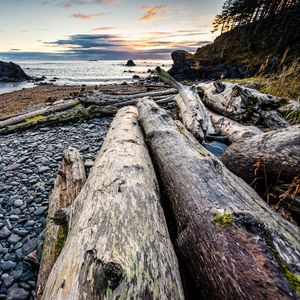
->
(145, 30, 208, 38)
(1, 29, 213, 61)
(59, 0, 118, 8)
(46, 34, 121, 48)
(138, 5, 168, 22)
(71, 12, 109, 19)
(93, 26, 115, 31)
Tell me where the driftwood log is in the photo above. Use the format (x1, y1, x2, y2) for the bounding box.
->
(156, 67, 214, 142)
(36, 147, 87, 299)
(0, 99, 80, 129)
(137, 98, 300, 300)
(0, 105, 117, 135)
(221, 125, 300, 187)
(198, 81, 289, 129)
(41, 106, 184, 299)
(80, 88, 177, 106)
(80, 93, 177, 109)
(209, 110, 262, 142)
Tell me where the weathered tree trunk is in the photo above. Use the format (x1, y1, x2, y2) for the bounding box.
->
(209, 110, 263, 142)
(80, 89, 177, 106)
(0, 113, 22, 121)
(42, 106, 184, 299)
(80, 94, 177, 109)
(36, 147, 87, 299)
(0, 105, 117, 135)
(221, 125, 300, 191)
(0, 99, 80, 129)
(198, 81, 289, 129)
(137, 98, 300, 300)
(156, 67, 214, 142)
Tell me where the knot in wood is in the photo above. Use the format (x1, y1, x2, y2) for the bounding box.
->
(104, 261, 123, 288)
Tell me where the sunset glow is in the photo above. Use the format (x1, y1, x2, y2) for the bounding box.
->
(0, 0, 222, 60)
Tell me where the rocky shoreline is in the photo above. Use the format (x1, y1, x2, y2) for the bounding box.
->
(0, 117, 112, 299)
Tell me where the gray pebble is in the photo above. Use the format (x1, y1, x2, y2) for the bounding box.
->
(3, 276, 14, 288)
(14, 199, 23, 208)
(0, 226, 11, 238)
(7, 233, 22, 245)
(6, 287, 30, 300)
(34, 207, 47, 216)
(1, 261, 16, 271)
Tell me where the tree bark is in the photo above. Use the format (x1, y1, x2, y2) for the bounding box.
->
(0, 99, 80, 129)
(209, 110, 263, 142)
(198, 81, 289, 129)
(156, 67, 215, 142)
(137, 98, 300, 300)
(36, 147, 87, 299)
(0, 105, 117, 135)
(221, 125, 300, 191)
(41, 106, 184, 300)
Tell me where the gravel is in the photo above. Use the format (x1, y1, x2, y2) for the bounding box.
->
(0, 117, 112, 298)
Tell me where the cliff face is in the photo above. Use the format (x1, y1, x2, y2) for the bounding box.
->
(169, 10, 300, 81)
(0, 61, 31, 82)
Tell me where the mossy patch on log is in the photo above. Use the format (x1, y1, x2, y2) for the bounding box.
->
(176, 125, 185, 135)
(212, 213, 233, 227)
(281, 264, 300, 296)
(25, 115, 45, 122)
(54, 224, 68, 258)
(264, 232, 300, 296)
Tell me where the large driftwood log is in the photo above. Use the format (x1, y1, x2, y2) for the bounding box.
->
(198, 81, 289, 129)
(221, 125, 300, 187)
(42, 106, 184, 299)
(0, 105, 117, 135)
(36, 147, 87, 299)
(0, 99, 80, 129)
(156, 67, 214, 142)
(80, 93, 177, 109)
(209, 110, 263, 142)
(80, 89, 177, 106)
(137, 98, 300, 300)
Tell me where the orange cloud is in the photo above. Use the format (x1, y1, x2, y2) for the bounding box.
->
(138, 5, 168, 22)
(71, 12, 108, 19)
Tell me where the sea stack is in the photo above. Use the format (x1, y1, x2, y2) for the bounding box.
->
(126, 59, 136, 67)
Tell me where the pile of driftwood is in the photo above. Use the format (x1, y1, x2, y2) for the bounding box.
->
(1, 70, 299, 299)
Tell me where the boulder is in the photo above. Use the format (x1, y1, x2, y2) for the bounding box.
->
(125, 59, 136, 67)
(0, 61, 31, 82)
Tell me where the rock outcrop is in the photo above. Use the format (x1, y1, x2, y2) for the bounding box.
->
(169, 10, 300, 81)
(0, 61, 32, 82)
(169, 49, 256, 81)
(125, 59, 136, 67)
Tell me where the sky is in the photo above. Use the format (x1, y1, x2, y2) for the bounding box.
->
(0, 0, 223, 60)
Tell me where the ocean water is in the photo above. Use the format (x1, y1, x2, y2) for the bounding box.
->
(0, 60, 172, 94)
